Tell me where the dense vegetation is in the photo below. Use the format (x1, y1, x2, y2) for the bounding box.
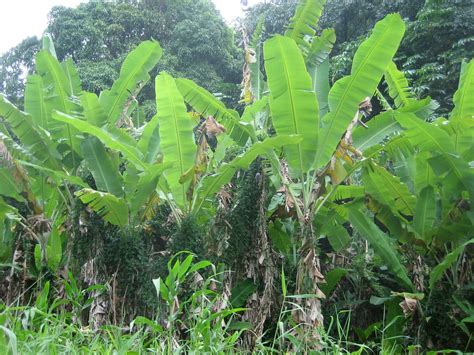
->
(0, 0, 473, 353)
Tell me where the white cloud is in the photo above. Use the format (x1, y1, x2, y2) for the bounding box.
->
(0, 0, 264, 54)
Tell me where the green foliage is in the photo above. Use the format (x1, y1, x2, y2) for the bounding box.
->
(75, 189, 128, 227)
(0, 1, 473, 352)
(315, 13, 405, 169)
(169, 215, 205, 259)
(99, 40, 162, 124)
(1, 0, 242, 105)
(176, 78, 254, 146)
(348, 207, 413, 290)
(219, 160, 262, 269)
(155, 73, 195, 209)
(284, 0, 326, 56)
(264, 35, 319, 175)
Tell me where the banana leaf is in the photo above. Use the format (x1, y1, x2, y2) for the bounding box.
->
(192, 135, 301, 214)
(384, 61, 415, 108)
(99, 40, 162, 124)
(0, 95, 59, 168)
(450, 59, 474, 122)
(362, 162, 417, 218)
(284, 0, 326, 55)
(264, 35, 319, 176)
(156, 73, 196, 209)
(176, 78, 254, 146)
(349, 207, 413, 290)
(314, 14, 405, 169)
(52, 111, 146, 170)
(76, 188, 128, 227)
(81, 137, 124, 197)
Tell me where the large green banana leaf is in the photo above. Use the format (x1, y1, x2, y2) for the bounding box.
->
(394, 111, 473, 198)
(263, 35, 319, 176)
(362, 162, 417, 218)
(35, 51, 73, 109)
(61, 58, 82, 96)
(137, 114, 161, 164)
(52, 111, 146, 170)
(307, 28, 335, 117)
(24, 75, 48, 129)
(81, 92, 108, 127)
(175, 78, 254, 146)
(35, 50, 81, 156)
(192, 135, 302, 214)
(352, 111, 400, 151)
(129, 163, 172, 215)
(313, 59, 331, 117)
(314, 14, 405, 169)
(398, 97, 439, 120)
(18, 161, 89, 188)
(81, 137, 124, 197)
(99, 40, 162, 124)
(448, 59, 474, 159)
(0, 95, 59, 168)
(384, 61, 415, 108)
(412, 186, 436, 242)
(42, 33, 57, 57)
(428, 153, 474, 199)
(450, 59, 474, 121)
(284, 0, 326, 55)
(156, 73, 196, 209)
(0, 168, 25, 202)
(349, 207, 413, 290)
(75, 188, 128, 227)
(250, 17, 265, 101)
(241, 97, 268, 128)
(250, 47, 265, 102)
(414, 151, 437, 193)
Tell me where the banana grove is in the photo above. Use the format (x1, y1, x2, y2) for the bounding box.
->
(0, 0, 473, 352)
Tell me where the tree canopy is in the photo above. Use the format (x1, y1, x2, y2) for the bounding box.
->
(0, 0, 242, 107)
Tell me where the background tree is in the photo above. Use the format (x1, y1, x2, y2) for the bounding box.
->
(0, 0, 242, 108)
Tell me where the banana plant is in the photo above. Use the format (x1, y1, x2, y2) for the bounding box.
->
(257, 1, 408, 339)
(156, 71, 300, 216)
(256, 1, 472, 346)
(0, 36, 167, 273)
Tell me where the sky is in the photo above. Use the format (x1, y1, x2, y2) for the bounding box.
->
(0, 0, 263, 54)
